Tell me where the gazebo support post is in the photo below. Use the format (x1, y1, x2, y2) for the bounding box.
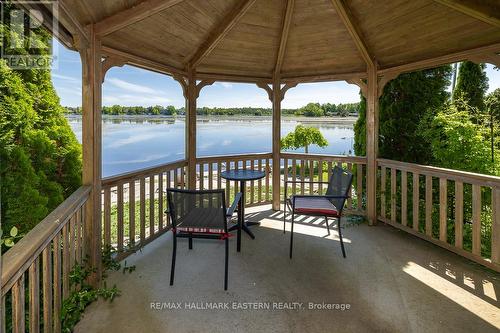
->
(366, 64, 379, 226)
(272, 78, 281, 210)
(79, 25, 103, 286)
(186, 67, 197, 189)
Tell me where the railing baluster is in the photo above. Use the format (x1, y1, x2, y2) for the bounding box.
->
(266, 158, 270, 202)
(158, 173, 163, 230)
(425, 175, 432, 236)
(129, 180, 136, 246)
(380, 166, 386, 219)
(53, 234, 62, 332)
(391, 168, 396, 222)
(200, 163, 204, 190)
(300, 160, 305, 194)
(309, 160, 314, 195)
(258, 159, 263, 202)
(29, 258, 40, 333)
(347, 162, 352, 207)
(472, 184, 481, 256)
(439, 178, 447, 242)
(318, 160, 323, 194)
(208, 162, 213, 190)
(69, 216, 76, 268)
(284, 158, 288, 200)
(117, 183, 124, 252)
(149, 175, 155, 237)
(12, 275, 25, 333)
(292, 159, 297, 195)
(103, 187, 111, 246)
(401, 171, 407, 226)
(140, 177, 146, 243)
(492, 187, 500, 264)
(250, 160, 255, 204)
(43, 246, 52, 333)
(217, 162, 222, 190)
(76, 208, 82, 264)
(225, 161, 230, 204)
(455, 181, 463, 249)
(62, 224, 69, 299)
(413, 172, 420, 231)
(357, 163, 362, 211)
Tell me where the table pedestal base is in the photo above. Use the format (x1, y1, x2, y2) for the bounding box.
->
(229, 221, 260, 239)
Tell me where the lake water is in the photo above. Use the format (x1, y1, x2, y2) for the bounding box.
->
(67, 116, 356, 177)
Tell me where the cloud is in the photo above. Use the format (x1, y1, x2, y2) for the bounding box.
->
(106, 78, 160, 95)
(52, 73, 80, 82)
(102, 94, 170, 106)
(106, 132, 159, 148)
(219, 82, 233, 88)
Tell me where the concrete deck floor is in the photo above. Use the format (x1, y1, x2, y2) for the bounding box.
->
(75, 205, 500, 333)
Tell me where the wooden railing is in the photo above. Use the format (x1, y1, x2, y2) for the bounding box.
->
(196, 153, 273, 207)
(377, 158, 500, 271)
(101, 160, 187, 259)
(281, 153, 367, 215)
(1, 186, 91, 333)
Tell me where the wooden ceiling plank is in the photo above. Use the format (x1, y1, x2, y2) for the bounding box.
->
(188, 0, 258, 69)
(274, 0, 295, 77)
(330, 0, 373, 66)
(101, 45, 187, 76)
(433, 0, 500, 28)
(95, 0, 187, 37)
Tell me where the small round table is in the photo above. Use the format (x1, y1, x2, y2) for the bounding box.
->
(221, 169, 266, 249)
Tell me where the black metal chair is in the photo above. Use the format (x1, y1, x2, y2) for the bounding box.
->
(166, 188, 242, 290)
(284, 166, 353, 259)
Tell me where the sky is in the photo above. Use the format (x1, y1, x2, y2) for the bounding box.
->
(51, 40, 500, 109)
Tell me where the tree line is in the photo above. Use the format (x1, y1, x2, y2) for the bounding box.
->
(64, 102, 360, 117)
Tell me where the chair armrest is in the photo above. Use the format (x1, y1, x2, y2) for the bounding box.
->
(226, 192, 242, 217)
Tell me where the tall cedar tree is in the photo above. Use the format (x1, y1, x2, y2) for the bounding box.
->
(452, 61, 489, 113)
(0, 3, 82, 236)
(354, 66, 452, 163)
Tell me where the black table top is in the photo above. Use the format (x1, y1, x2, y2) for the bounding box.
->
(220, 169, 266, 181)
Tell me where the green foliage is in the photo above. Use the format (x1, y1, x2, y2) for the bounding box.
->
(62, 246, 133, 332)
(420, 99, 494, 174)
(296, 103, 324, 117)
(281, 125, 328, 154)
(0, 226, 23, 248)
(0, 4, 82, 238)
(452, 61, 489, 112)
(353, 66, 452, 164)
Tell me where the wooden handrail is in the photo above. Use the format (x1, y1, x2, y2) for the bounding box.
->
(377, 158, 500, 187)
(281, 152, 367, 164)
(2, 186, 91, 294)
(196, 152, 273, 164)
(101, 159, 187, 186)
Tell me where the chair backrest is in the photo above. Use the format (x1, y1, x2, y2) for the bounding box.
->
(325, 166, 354, 211)
(166, 188, 228, 232)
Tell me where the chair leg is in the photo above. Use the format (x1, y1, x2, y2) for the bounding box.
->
(224, 237, 229, 290)
(289, 211, 295, 259)
(325, 216, 330, 236)
(170, 232, 177, 285)
(338, 217, 346, 258)
(283, 201, 286, 234)
(188, 233, 193, 250)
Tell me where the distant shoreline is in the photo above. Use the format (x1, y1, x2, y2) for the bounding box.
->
(65, 114, 358, 125)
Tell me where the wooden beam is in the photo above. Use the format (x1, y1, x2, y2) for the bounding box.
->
(366, 63, 379, 225)
(272, 78, 281, 211)
(188, 0, 258, 68)
(330, 0, 373, 66)
(197, 72, 272, 84)
(185, 67, 197, 189)
(282, 71, 367, 84)
(274, 0, 295, 77)
(42, 0, 89, 43)
(346, 78, 367, 98)
(280, 82, 297, 101)
(95, 0, 186, 36)
(256, 82, 274, 102)
(195, 80, 215, 98)
(433, 0, 500, 28)
(379, 42, 500, 76)
(79, 25, 102, 285)
(101, 45, 186, 77)
(101, 56, 126, 82)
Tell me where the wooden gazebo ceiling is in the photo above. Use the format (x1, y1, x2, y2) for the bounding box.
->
(59, 0, 500, 81)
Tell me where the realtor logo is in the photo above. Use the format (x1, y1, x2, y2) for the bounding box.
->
(0, 1, 59, 69)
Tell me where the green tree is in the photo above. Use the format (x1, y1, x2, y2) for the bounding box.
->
(452, 61, 488, 114)
(0, 3, 82, 238)
(485, 88, 500, 165)
(297, 103, 324, 117)
(281, 125, 328, 154)
(354, 66, 452, 164)
(420, 99, 493, 175)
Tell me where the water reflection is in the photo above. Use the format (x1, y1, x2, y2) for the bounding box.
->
(67, 116, 356, 177)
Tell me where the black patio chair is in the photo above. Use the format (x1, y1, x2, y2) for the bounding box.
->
(284, 166, 353, 259)
(166, 188, 242, 290)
